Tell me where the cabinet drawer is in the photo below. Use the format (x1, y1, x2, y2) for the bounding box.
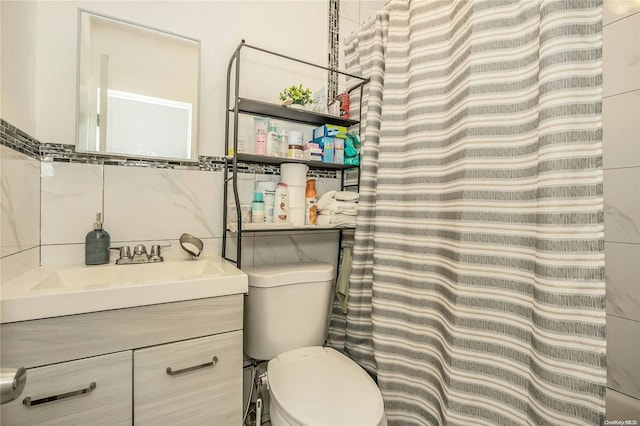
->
(1, 351, 132, 426)
(1, 294, 243, 368)
(134, 330, 242, 425)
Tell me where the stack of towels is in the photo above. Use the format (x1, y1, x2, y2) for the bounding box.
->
(317, 191, 358, 227)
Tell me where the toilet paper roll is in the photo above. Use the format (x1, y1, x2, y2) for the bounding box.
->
(289, 207, 306, 226)
(280, 163, 308, 187)
(288, 185, 306, 208)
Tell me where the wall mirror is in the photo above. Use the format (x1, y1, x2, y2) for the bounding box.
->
(76, 10, 200, 162)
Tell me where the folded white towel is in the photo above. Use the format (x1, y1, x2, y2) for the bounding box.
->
(335, 191, 359, 202)
(317, 214, 356, 228)
(317, 202, 358, 215)
(317, 191, 359, 213)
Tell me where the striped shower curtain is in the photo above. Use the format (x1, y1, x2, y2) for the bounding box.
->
(327, 1, 605, 424)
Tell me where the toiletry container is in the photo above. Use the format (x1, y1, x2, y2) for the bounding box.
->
(274, 183, 289, 223)
(256, 181, 277, 222)
(305, 179, 317, 225)
(254, 117, 269, 156)
(85, 212, 110, 265)
(287, 130, 304, 159)
(251, 191, 265, 223)
(278, 130, 288, 157)
(267, 122, 280, 157)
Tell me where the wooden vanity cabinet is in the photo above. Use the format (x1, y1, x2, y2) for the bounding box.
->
(0, 295, 244, 426)
(134, 331, 242, 425)
(1, 351, 132, 426)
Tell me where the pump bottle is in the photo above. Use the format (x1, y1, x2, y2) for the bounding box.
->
(85, 212, 110, 265)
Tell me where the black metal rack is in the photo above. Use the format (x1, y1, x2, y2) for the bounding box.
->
(222, 40, 368, 268)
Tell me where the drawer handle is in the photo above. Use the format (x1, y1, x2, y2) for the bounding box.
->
(23, 382, 96, 407)
(166, 356, 218, 376)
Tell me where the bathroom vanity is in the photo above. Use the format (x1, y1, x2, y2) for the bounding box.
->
(0, 257, 247, 425)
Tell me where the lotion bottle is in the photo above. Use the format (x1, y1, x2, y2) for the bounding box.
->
(274, 183, 289, 223)
(267, 122, 279, 157)
(85, 212, 110, 265)
(305, 179, 317, 225)
(251, 191, 265, 223)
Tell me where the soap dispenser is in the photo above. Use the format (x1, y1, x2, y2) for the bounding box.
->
(85, 212, 110, 265)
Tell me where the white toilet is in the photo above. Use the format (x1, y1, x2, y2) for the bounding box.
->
(243, 262, 386, 426)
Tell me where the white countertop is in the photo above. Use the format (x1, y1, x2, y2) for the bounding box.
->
(0, 256, 248, 324)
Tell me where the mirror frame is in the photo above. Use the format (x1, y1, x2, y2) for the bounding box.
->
(75, 9, 201, 163)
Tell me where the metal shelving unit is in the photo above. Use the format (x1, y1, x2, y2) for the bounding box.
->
(222, 40, 368, 268)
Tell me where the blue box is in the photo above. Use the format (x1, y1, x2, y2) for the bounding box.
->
(313, 124, 347, 140)
(314, 136, 335, 163)
(334, 138, 344, 164)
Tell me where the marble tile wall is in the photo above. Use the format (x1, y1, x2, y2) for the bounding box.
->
(0, 145, 41, 282)
(1, 122, 345, 270)
(603, 6, 640, 403)
(37, 163, 343, 266)
(39, 162, 224, 264)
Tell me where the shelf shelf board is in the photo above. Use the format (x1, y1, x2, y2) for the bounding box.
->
(233, 98, 359, 127)
(227, 223, 355, 233)
(231, 153, 358, 170)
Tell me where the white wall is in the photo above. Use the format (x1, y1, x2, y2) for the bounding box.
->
(3, 0, 329, 156)
(1, 1, 38, 133)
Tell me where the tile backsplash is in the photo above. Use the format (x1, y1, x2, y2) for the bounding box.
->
(1, 145, 40, 258)
(1, 118, 343, 272)
(41, 162, 104, 245)
(1, 144, 40, 282)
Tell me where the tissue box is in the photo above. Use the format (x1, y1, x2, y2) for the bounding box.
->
(315, 136, 335, 163)
(313, 124, 347, 140)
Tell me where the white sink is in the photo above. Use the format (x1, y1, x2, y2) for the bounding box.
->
(52, 259, 226, 289)
(1, 257, 247, 324)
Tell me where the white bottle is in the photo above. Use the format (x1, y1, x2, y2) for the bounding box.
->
(256, 181, 276, 222)
(274, 182, 289, 223)
(278, 130, 288, 158)
(267, 122, 279, 157)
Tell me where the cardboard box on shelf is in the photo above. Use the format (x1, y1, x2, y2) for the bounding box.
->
(314, 136, 335, 163)
(313, 124, 347, 140)
(334, 138, 344, 164)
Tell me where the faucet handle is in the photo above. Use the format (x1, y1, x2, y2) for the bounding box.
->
(109, 246, 132, 264)
(133, 244, 147, 256)
(131, 244, 150, 264)
(149, 244, 171, 262)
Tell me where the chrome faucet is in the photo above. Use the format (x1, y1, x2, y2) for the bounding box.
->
(109, 246, 133, 265)
(132, 244, 149, 263)
(110, 244, 170, 265)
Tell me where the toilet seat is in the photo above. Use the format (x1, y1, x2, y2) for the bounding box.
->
(268, 346, 385, 426)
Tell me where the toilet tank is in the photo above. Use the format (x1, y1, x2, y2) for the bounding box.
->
(243, 262, 334, 361)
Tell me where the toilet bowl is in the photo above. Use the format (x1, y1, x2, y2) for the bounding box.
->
(243, 262, 386, 426)
(268, 347, 386, 426)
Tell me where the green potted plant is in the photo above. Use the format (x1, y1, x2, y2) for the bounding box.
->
(279, 84, 314, 109)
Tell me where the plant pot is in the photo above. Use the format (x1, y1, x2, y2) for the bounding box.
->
(289, 104, 308, 111)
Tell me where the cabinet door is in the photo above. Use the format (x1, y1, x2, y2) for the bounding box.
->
(1, 351, 132, 426)
(134, 330, 242, 425)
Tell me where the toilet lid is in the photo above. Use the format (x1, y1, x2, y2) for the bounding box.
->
(268, 346, 384, 426)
